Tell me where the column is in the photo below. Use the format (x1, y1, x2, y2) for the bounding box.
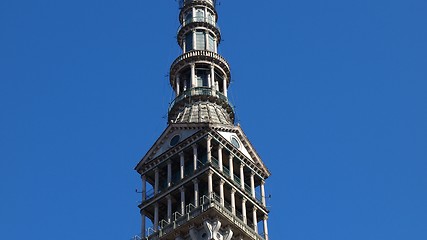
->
(253, 207, 258, 233)
(141, 211, 146, 238)
(183, 37, 186, 52)
(223, 77, 227, 97)
(214, 38, 218, 52)
(192, 30, 196, 51)
(260, 180, 266, 207)
(263, 216, 269, 240)
(180, 186, 186, 215)
(167, 160, 172, 187)
(207, 170, 213, 198)
(240, 164, 245, 190)
(242, 198, 247, 224)
(210, 65, 215, 88)
(218, 145, 223, 172)
(250, 173, 255, 198)
(192, 144, 198, 172)
(229, 155, 234, 180)
(154, 203, 159, 231)
(230, 188, 236, 215)
(141, 175, 146, 201)
(191, 63, 196, 88)
(204, 30, 209, 50)
(154, 168, 159, 194)
(207, 136, 212, 163)
(193, 179, 199, 207)
(176, 75, 181, 95)
(219, 179, 225, 206)
(180, 152, 185, 179)
(167, 195, 172, 223)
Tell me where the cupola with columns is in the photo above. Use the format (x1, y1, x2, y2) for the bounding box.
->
(134, 1, 271, 240)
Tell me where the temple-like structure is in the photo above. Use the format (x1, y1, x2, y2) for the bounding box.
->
(134, 1, 271, 239)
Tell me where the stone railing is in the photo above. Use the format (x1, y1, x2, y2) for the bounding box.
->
(170, 50, 230, 73)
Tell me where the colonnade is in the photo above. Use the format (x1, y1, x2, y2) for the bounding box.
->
(174, 64, 227, 97)
(139, 136, 269, 239)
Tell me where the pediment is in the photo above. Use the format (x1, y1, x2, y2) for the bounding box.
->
(136, 124, 203, 168)
(211, 125, 271, 177)
(135, 123, 271, 178)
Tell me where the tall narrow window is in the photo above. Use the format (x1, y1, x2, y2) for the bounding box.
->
(195, 31, 205, 50)
(208, 34, 215, 51)
(207, 12, 214, 25)
(195, 9, 204, 22)
(215, 70, 224, 92)
(185, 33, 193, 51)
(196, 68, 209, 87)
(185, 12, 192, 25)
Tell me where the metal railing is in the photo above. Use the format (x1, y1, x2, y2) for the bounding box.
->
(179, 0, 216, 8)
(168, 87, 231, 113)
(138, 193, 265, 240)
(211, 157, 265, 206)
(178, 17, 219, 32)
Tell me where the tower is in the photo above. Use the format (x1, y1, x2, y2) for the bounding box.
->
(134, 1, 271, 239)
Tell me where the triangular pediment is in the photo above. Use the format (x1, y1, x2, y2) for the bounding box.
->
(135, 124, 206, 170)
(135, 123, 270, 178)
(209, 125, 271, 177)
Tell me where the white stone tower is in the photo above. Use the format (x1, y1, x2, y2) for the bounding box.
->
(134, 1, 271, 239)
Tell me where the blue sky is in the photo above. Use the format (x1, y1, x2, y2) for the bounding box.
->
(1, 0, 426, 239)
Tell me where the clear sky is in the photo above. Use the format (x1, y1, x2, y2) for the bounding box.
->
(1, 0, 426, 239)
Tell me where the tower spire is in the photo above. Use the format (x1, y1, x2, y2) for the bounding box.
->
(169, 0, 233, 124)
(134, 1, 271, 240)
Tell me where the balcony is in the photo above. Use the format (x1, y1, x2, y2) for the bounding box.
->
(178, 17, 219, 33)
(179, 0, 217, 8)
(170, 50, 231, 86)
(141, 194, 265, 240)
(211, 157, 265, 206)
(168, 87, 233, 113)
